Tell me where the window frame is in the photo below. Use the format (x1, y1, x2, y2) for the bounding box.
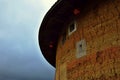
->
(76, 39, 86, 58)
(68, 21, 77, 36)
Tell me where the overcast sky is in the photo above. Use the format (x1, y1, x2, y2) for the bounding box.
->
(0, 0, 56, 80)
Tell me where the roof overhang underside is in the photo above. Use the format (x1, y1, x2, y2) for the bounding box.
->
(39, 0, 97, 67)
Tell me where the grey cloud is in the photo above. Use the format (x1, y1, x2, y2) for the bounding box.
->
(0, 0, 56, 80)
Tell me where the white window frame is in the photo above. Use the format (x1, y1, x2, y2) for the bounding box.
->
(76, 39, 86, 58)
(68, 21, 77, 36)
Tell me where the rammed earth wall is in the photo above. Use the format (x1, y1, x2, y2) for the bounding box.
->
(56, 0, 120, 80)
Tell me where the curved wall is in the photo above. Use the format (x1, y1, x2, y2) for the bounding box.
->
(56, 0, 120, 80)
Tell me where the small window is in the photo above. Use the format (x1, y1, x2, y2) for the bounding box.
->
(69, 23, 75, 32)
(76, 40, 86, 58)
(68, 21, 76, 35)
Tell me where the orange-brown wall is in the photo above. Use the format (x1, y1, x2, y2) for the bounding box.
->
(56, 0, 120, 80)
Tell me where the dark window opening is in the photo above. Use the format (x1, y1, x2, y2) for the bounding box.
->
(68, 21, 76, 35)
(79, 44, 82, 48)
(69, 23, 75, 32)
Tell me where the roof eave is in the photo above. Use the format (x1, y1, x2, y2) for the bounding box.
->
(38, 0, 89, 67)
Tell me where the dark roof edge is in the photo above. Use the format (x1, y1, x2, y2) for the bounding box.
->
(39, 0, 91, 67)
(40, 0, 64, 29)
(39, 0, 65, 67)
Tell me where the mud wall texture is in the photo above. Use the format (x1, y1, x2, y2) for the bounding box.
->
(55, 0, 120, 80)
